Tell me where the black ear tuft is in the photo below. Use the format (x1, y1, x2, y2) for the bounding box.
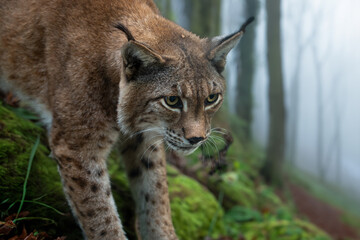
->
(115, 23, 135, 41)
(239, 16, 255, 33)
(207, 17, 255, 73)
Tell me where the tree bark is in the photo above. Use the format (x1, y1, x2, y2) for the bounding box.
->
(262, 0, 286, 186)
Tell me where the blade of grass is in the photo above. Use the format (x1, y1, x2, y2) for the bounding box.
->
(5, 106, 40, 120)
(13, 216, 56, 225)
(16, 136, 40, 218)
(6, 200, 18, 212)
(1, 198, 9, 205)
(32, 194, 48, 201)
(24, 200, 65, 215)
(7, 199, 65, 216)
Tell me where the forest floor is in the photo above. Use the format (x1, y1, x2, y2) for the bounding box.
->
(1, 90, 359, 240)
(286, 181, 360, 240)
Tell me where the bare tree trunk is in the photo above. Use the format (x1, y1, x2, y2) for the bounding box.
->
(154, 0, 173, 20)
(188, 0, 221, 37)
(310, 32, 328, 181)
(315, 55, 325, 180)
(236, 0, 259, 142)
(287, 1, 312, 164)
(326, 72, 343, 184)
(262, 0, 286, 186)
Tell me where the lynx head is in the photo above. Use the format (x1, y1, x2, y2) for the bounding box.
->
(116, 17, 254, 155)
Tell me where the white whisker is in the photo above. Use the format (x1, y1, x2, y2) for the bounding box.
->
(139, 138, 164, 161)
(211, 130, 228, 136)
(208, 136, 220, 161)
(203, 141, 212, 158)
(210, 135, 226, 145)
(123, 127, 164, 143)
(211, 127, 228, 135)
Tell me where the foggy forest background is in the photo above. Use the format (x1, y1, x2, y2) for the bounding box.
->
(1, 0, 360, 239)
(155, 0, 360, 218)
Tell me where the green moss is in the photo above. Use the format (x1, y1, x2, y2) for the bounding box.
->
(239, 218, 331, 240)
(167, 165, 226, 240)
(0, 102, 81, 238)
(0, 103, 53, 202)
(215, 172, 257, 208)
(224, 206, 331, 240)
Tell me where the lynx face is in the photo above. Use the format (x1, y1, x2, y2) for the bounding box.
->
(118, 58, 225, 154)
(115, 19, 252, 154)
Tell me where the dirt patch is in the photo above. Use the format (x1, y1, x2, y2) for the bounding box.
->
(288, 182, 360, 240)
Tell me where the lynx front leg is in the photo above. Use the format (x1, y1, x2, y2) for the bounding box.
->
(121, 134, 178, 240)
(50, 124, 127, 240)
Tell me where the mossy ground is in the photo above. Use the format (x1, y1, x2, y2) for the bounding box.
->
(167, 165, 225, 239)
(0, 101, 332, 239)
(0, 102, 82, 238)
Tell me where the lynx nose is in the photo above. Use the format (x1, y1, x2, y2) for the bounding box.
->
(187, 137, 204, 145)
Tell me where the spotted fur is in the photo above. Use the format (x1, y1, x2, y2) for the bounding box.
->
(0, 0, 251, 239)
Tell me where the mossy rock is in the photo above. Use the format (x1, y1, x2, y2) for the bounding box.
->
(0, 102, 82, 238)
(167, 165, 226, 240)
(0, 102, 224, 240)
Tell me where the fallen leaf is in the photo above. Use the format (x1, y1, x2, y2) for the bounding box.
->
(36, 232, 50, 240)
(0, 220, 16, 235)
(5, 211, 30, 221)
(5, 92, 20, 107)
(18, 225, 28, 239)
(8, 235, 20, 240)
(24, 232, 37, 240)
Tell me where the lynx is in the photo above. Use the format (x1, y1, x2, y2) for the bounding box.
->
(0, 0, 253, 239)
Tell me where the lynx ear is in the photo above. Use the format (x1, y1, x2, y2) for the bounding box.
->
(116, 23, 165, 80)
(207, 17, 255, 73)
(122, 41, 165, 80)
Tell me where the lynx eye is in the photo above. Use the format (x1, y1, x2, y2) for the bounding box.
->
(205, 94, 219, 105)
(164, 96, 183, 108)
